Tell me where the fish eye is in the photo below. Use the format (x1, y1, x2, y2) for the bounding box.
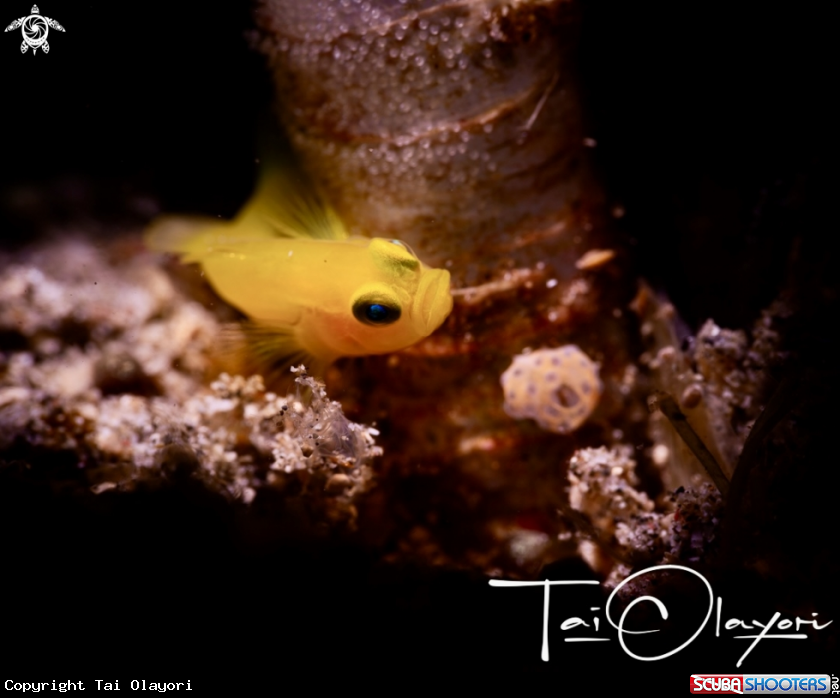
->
(353, 299, 401, 326)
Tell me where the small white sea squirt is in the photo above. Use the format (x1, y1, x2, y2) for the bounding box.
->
(500, 345, 602, 434)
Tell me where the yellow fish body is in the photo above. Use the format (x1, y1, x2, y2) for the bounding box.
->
(145, 159, 453, 376)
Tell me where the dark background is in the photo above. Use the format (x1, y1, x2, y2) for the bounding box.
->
(1, 1, 267, 231)
(1, 0, 835, 686)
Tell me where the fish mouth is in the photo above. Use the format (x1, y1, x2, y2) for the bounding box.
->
(414, 268, 453, 335)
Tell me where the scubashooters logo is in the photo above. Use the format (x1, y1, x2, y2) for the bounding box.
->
(4, 5, 65, 54)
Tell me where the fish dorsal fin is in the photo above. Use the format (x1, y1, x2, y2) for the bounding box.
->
(144, 129, 348, 260)
(237, 130, 349, 242)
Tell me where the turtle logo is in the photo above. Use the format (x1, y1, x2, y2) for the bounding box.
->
(5, 5, 65, 54)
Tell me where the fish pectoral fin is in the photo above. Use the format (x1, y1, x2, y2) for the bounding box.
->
(222, 321, 330, 387)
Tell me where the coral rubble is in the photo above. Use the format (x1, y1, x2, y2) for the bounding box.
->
(0, 237, 378, 529)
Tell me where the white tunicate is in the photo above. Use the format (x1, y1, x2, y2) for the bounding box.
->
(500, 346, 602, 434)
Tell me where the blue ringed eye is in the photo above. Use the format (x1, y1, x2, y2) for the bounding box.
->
(367, 304, 389, 322)
(353, 299, 401, 325)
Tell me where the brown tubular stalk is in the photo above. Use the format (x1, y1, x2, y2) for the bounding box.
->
(254, 0, 601, 282)
(255, 0, 637, 567)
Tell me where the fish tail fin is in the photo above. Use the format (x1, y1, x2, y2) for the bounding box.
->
(144, 215, 223, 263)
(219, 321, 331, 391)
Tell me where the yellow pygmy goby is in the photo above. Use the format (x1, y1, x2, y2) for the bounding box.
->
(145, 155, 453, 376)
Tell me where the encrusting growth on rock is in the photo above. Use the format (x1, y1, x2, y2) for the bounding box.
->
(500, 345, 602, 434)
